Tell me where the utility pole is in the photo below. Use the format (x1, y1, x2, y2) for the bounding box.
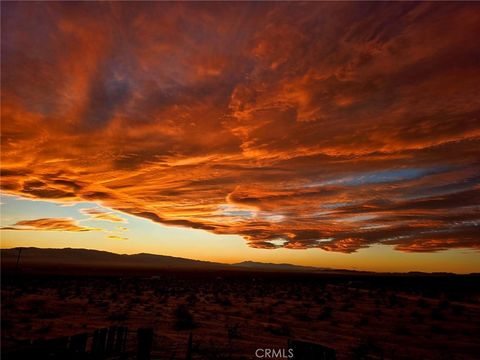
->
(15, 247, 23, 270)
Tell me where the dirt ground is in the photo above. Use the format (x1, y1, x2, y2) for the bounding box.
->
(2, 270, 480, 359)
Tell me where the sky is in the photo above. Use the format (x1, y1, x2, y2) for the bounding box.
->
(1, 2, 479, 273)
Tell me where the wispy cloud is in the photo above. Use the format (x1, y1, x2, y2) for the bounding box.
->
(108, 235, 127, 241)
(1, 218, 100, 232)
(80, 208, 126, 223)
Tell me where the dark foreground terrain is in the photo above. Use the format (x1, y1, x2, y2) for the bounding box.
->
(2, 253, 480, 359)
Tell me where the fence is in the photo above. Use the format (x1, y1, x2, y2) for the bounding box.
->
(4, 326, 151, 360)
(5, 328, 336, 360)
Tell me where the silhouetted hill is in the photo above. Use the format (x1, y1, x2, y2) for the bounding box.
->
(2, 248, 470, 276)
(2, 247, 335, 273)
(0, 247, 228, 270)
(232, 260, 325, 272)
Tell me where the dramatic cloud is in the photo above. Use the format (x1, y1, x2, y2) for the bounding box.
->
(1, 218, 99, 232)
(80, 208, 126, 223)
(108, 235, 127, 241)
(1, 2, 479, 253)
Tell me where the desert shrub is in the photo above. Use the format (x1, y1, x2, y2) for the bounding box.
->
(314, 296, 326, 305)
(388, 294, 399, 307)
(158, 296, 169, 304)
(38, 310, 59, 319)
(431, 308, 444, 321)
(27, 299, 46, 309)
(351, 338, 384, 360)
(340, 301, 355, 311)
(98, 300, 110, 309)
(57, 288, 69, 300)
(26, 286, 39, 295)
(196, 340, 231, 360)
(254, 305, 273, 315)
(19, 317, 32, 324)
(293, 312, 311, 322)
(265, 323, 291, 336)
(130, 297, 141, 305)
(318, 306, 333, 320)
(174, 304, 195, 330)
(2, 318, 12, 330)
(37, 324, 52, 334)
(107, 310, 129, 321)
(186, 293, 198, 305)
(216, 297, 232, 307)
(134, 286, 143, 296)
(417, 298, 429, 308)
(226, 323, 241, 339)
(354, 316, 369, 328)
(393, 323, 412, 336)
(451, 304, 464, 316)
(438, 300, 450, 310)
(410, 310, 423, 323)
(14, 289, 25, 297)
(231, 310, 242, 317)
(3, 301, 15, 310)
(431, 324, 448, 334)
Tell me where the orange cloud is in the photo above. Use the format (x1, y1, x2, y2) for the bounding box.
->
(1, 2, 479, 253)
(108, 235, 127, 241)
(81, 208, 126, 223)
(1, 218, 99, 232)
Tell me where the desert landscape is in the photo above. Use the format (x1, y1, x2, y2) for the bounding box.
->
(2, 2, 480, 359)
(2, 248, 480, 359)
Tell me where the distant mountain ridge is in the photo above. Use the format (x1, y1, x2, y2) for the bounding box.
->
(0, 247, 326, 272)
(2, 248, 466, 275)
(233, 260, 328, 271)
(1, 247, 227, 270)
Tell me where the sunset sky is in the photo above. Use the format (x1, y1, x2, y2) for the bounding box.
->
(1, 2, 479, 273)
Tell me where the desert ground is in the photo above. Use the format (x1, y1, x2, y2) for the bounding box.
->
(2, 266, 480, 360)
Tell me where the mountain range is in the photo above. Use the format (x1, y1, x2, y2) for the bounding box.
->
(0, 247, 328, 272)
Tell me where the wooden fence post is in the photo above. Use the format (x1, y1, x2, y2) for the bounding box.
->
(91, 328, 108, 358)
(69, 332, 88, 354)
(137, 327, 154, 360)
(186, 332, 193, 360)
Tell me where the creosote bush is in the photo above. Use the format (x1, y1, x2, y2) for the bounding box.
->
(174, 304, 196, 330)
